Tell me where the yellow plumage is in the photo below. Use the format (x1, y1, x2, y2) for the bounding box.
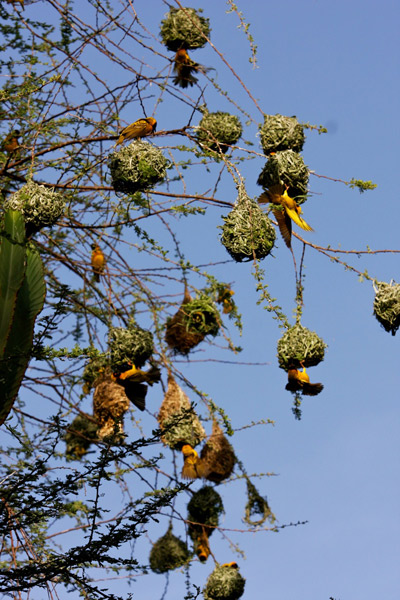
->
(115, 117, 157, 146)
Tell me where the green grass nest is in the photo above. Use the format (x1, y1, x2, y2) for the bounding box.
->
(160, 6, 210, 51)
(277, 324, 326, 370)
(109, 140, 167, 194)
(64, 414, 98, 460)
(4, 180, 66, 236)
(109, 322, 154, 372)
(373, 280, 400, 336)
(187, 486, 224, 536)
(197, 111, 242, 154)
(220, 187, 276, 262)
(149, 526, 190, 573)
(259, 114, 305, 155)
(203, 565, 246, 600)
(257, 150, 309, 201)
(160, 407, 206, 450)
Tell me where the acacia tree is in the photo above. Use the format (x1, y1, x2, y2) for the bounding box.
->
(0, 2, 397, 599)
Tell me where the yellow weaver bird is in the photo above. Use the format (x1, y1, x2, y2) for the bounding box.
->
(91, 243, 105, 282)
(115, 117, 157, 146)
(1, 130, 20, 154)
(181, 444, 201, 480)
(112, 364, 161, 412)
(195, 529, 210, 562)
(221, 562, 239, 569)
(258, 185, 313, 248)
(285, 366, 323, 396)
(173, 48, 208, 88)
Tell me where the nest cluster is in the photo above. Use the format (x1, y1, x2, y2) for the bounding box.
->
(64, 414, 98, 460)
(4, 180, 66, 236)
(203, 565, 246, 600)
(257, 149, 309, 201)
(220, 186, 276, 262)
(165, 290, 220, 355)
(259, 114, 305, 155)
(149, 526, 190, 574)
(197, 111, 242, 154)
(158, 375, 206, 449)
(160, 6, 210, 51)
(109, 140, 167, 194)
(373, 280, 400, 335)
(109, 322, 154, 372)
(277, 324, 326, 370)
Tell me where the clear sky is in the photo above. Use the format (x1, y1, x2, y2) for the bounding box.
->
(2, 1, 399, 599)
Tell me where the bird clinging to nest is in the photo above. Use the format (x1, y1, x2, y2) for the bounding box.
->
(258, 184, 313, 248)
(285, 365, 323, 396)
(181, 444, 201, 480)
(173, 48, 209, 88)
(115, 117, 157, 146)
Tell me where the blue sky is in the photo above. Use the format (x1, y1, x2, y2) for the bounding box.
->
(2, 0, 399, 598)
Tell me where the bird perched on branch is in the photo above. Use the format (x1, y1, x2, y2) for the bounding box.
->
(285, 366, 323, 396)
(1, 130, 20, 155)
(91, 243, 105, 282)
(115, 117, 157, 146)
(181, 444, 201, 480)
(258, 185, 313, 248)
(173, 48, 208, 88)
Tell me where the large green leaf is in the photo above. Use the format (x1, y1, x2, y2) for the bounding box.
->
(0, 210, 26, 358)
(0, 243, 46, 425)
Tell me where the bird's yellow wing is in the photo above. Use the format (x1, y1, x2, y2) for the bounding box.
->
(284, 207, 313, 232)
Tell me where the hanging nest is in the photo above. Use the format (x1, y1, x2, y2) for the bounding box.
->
(160, 6, 210, 51)
(82, 354, 110, 395)
(64, 413, 98, 460)
(149, 525, 190, 573)
(3, 180, 66, 237)
(373, 280, 400, 336)
(187, 486, 224, 537)
(244, 479, 275, 526)
(92, 369, 130, 440)
(198, 421, 236, 484)
(109, 321, 154, 373)
(165, 289, 220, 355)
(259, 114, 305, 155)
(257, 150, 309, 201)
(109, 140, 167, 194)
(277, 324, 326, 371)
(220, 185, 276, 262)
(158, 374, 206, 449)
(197, 111, 243, 154)
(203, 564, 246, 600)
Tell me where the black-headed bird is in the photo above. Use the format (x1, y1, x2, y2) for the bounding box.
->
(173, 48, 208, 88)
(285, 366, 323, 396)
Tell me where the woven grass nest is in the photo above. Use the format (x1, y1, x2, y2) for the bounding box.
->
(277, 324, 326, 370)
(244, 479, 275, 526)
(187, 486, 224, 533)
(4, 180, 66, 237)
(259, 114, 305, 155)
(220, 186, 276, 262)
(203, 564, 246, 600)
(64, 414, 98, 460)
(373, 280, 400, 336)
(165, 288, 220, 355)
(92, 369, 130, 440)
(109, 322, 154, 372)
(257, 150, 309, 201)
(158, 374, 206, 449)
(197, 111, 242, 154)
(109, 140, 167, 194)
(199, 421, 236, 483)
(160, 6, 210, 51)
(149, 526, 190, 574)
(82, 354, 110, 395)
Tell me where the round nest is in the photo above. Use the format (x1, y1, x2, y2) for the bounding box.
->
(257, 150, 309, 201)
(149, 526, 190, 574)
(187, 486, 224, 536)
(109, 322, 154, 372)
(259, 114, 305, 155)
(373, 280, 400, 336)
(203, 565, 246, 600)
(197, 111, 242, 154)
(4, 180, 66, 236)
(109, 140, 167, 194)
(158, 375, 206, 450)
(199, 421, 236, 484)
(244, 479, 275, 526)
(165, 290, 220, 355)
(277, 324, 327, 370)
(64, 414, 98, 460)
(220, 186, 276, 262)
(82, 354, 110, 395)
(160, 6, 210, 51)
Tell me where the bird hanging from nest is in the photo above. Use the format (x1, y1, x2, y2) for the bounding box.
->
(173, 48, 209, 88)
(194, 528, 211, 562)
(1, 130, 21, 155)
(181, 444, 201, 480)
(285, 365, 324, 396)
(258, 184, 313, 248)
(112, 363, 161, 411)
(91, 243, 105, 282)
(115, 117, 157, 146)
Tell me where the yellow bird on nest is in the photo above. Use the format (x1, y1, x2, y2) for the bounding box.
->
(115, 117, 157, 146)
(285, 366, 323, 396)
